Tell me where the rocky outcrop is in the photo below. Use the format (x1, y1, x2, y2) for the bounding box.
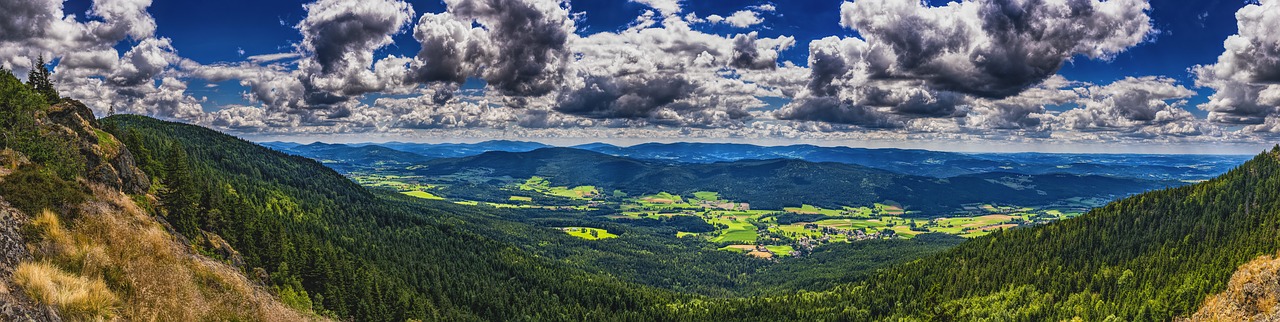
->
(1185, 252, 1280, 321)
(0, 200, 62, 322)
(203, 231, 246, 269)
(45, 100, 149, 194)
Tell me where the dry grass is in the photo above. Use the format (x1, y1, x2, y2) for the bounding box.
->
(18, 183, 317, 321)
(1185, 252, 1280, 321)
(13, 261, 118, 321)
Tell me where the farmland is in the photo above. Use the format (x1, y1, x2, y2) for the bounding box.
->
(562, 227, 618, 240)
(344, 172, 1094, 260)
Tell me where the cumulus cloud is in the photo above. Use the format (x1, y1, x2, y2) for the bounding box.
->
(0, 0, 156, 72)
(0, 0, 213, 120)
(722, 10, 763, 28)
(553, 10, 794, 127)
(777, 0, 1154, 131)
(1193, 0, 1280, 127)
(835, 0, 1153, 98)
(404, 0, 574, 97)
(1057, 76, 1210, 136)
(296, 0, 414, 97)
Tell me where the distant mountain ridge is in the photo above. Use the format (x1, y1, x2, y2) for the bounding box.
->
(264, 140, 1251, 181)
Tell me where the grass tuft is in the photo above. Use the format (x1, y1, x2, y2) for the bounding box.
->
(14, 261, 119, 320)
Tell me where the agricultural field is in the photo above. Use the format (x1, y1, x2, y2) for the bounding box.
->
(402, 190, 444, 200)
(519, 176, 599, 200)
(352, 173, 446, 200)
(709, 215, 759, 243)
(562, 227, 618, 240)
(349, 171, 1097, 260)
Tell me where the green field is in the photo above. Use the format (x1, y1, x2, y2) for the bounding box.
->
(764, 245, 796, 256)
(519, 176, 599, 200)
(401, 190, 444, 200)
(563, 227, 618, 240)
(692, 191, 720, 201)
(708, 214, 762, 243)
(509, 196, 533, 202)
(783, 204, 846, 216)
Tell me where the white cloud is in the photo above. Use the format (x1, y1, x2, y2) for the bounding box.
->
(722, 10, 763, 28)
(630, 0, 681, 16)
(1192, 0, 1280, 127)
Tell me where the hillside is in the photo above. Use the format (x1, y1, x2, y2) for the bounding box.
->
(261, 142, 433, 173)
(102, 115, 691, 321)
(680, 147, 1280, 320)
(414, 148, 1173, 212)
(0, 72, 311, 321)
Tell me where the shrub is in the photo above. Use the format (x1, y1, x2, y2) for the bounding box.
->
(0, 164, 87, 215)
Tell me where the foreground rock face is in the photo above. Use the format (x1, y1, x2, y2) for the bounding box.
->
(46, 100, 150, 194)
(1186, 252, 1280, 321)
(0, 200, 61, 322)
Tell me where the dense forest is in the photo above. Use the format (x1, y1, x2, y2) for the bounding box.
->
(103, 115, 693, 320)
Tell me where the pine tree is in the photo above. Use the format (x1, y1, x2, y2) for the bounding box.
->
(161, 143, 200, 236)
(26, 56, 58, 104)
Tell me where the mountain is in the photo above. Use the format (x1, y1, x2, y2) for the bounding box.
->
(262, 142, 432, 172)
(415, 147, 1175, 212)
(574, 142, 1251, 180)
(370, 140, 552, 158)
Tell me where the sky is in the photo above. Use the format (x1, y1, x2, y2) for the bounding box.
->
(1, 0, 1279, 153)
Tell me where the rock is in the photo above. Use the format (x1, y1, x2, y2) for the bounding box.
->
(43, 99, 150, 195)
(203, 231, 246, 269)
(0, 199, 63, 322)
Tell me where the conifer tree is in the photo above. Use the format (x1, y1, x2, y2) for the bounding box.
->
(161, 143, 200, 235)
(26, 56, 59, 104)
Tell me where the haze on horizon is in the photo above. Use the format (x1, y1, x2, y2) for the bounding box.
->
(3, 0, 1279, 153)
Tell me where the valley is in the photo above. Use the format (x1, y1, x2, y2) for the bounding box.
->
(314, 144, 1172, 261)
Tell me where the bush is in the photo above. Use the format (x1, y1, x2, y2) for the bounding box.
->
(0, 164, 88, 215)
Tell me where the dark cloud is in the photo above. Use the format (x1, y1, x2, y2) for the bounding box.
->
(838, 0, 1154, 99)
(411, 0, 573, 97)
(0, 0, 58, 42)
(557, 75, 694, 119)
(730, 32, 777, 70)
(774, 96, 899, 128)
(296, 0, 413, 76)
(409, 12, 488, 84)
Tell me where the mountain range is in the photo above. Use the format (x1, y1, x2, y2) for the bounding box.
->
(264, 140, 1251, 181)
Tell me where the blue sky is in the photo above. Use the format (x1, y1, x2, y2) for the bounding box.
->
(6, 0, 1280, 153)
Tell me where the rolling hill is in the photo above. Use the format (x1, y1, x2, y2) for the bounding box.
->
(573, 142, 1250, 180)
(686, 146, 1280, 320)
(413, 147, 1175, 212)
